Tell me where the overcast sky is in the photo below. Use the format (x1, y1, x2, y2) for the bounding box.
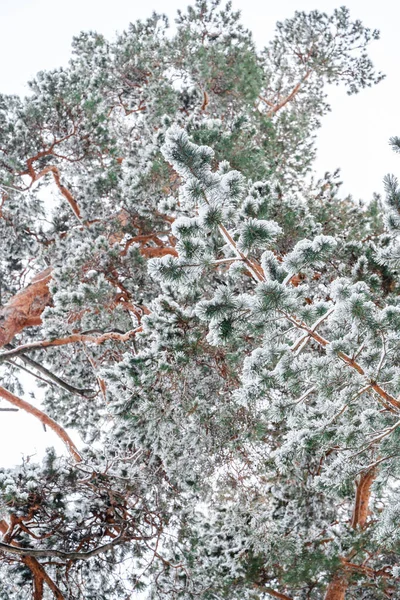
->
(0, 0, 399, 466)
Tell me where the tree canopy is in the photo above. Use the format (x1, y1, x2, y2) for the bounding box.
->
(0, 1, 398, 598)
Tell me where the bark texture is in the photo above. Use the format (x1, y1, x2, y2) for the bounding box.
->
(0, 268, 52, 349)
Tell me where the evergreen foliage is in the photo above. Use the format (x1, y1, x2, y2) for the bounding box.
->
(0, 2, 398, 598)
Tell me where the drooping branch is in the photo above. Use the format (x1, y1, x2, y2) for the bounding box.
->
(0, 385, 82, 462)
(5, 349, 95, 397)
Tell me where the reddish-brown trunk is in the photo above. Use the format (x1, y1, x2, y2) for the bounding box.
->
(324, 573, 349, 600)
(0, 268, 52, 348)
(324, 466, 377, 599)
(351, 467, 376, 529)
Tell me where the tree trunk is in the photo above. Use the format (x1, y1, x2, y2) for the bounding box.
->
(324, 573, 349, 600)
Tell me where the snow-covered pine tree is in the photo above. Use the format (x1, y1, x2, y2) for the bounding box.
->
(0, 1, 396, 598)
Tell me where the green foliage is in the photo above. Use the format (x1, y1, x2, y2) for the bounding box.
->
(0, 1, 398, 599)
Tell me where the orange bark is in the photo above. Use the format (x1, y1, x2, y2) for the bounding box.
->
(351, 467, 376, 530)
(0, 520, 65, 600)
(139, 246, 178, 258)
(16, 131, 84, 222)
(255, 586, 293, 599)
(0, 225, 172, 354)
(201, 90, 209, 111)
(324, 466, 377, 599)
(35, 165, 82, 221)
(0, 268, 52, 349)
(324, 573, 349, 600)
(260, 70, 312, 116)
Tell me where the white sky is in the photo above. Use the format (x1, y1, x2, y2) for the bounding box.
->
(0, 0, 399, 467)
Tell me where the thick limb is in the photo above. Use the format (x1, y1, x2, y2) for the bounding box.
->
(0, 268, 52, 349)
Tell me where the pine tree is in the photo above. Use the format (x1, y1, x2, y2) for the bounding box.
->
(0, 1, 397, 598)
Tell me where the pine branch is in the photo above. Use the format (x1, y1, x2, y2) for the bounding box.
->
(204, 186, 400, 413)
(4, 352, 96, 398)
(262, 69, 312, 117)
